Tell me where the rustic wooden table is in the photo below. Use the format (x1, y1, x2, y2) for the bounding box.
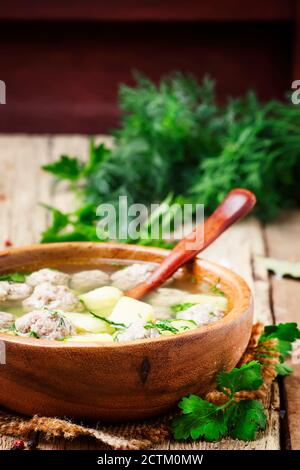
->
(0, 135, 299, 450)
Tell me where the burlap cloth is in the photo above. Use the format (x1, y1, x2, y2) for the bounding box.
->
(0, 323, 279, 450)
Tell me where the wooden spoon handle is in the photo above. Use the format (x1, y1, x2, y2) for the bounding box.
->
(126, 188, 256, 299)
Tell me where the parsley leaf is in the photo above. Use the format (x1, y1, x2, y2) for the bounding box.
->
(260, 323, 300, 361)
(0, 272, 27, 283)
(171, 302, 197, 314)
(217, 361, 264, 395)
(171, 361, 265, 442)
(260, 323, 300, 344)
(145, 319, 179, 334)
(226, 400, 267, 440)
(172, 395, 266, 442)
(40, 205, 70, 243)
(82, 141, 110, 177)
(275, 362, 294, 376)
(171, 395, 227, 441)
(42, 155, 83, 181)
(40, 204, 99, 244)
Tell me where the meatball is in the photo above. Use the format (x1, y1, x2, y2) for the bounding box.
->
(176, 303, 224, 326)
(145, 288, 190, 308)
(152, 305, 172, 320)
(15, 309, 75, 340)
(0, 311, 15, 329)
(70, 270, 110, 292)
(110, 263, 156, 291)
(115, 320, 160, 342)
(26, 268, 70, 287)
(0, 281, 33, 303)
(22, 282, 84, 312)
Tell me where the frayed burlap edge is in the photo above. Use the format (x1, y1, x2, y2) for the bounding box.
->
(0, 323, 280, 449)
(0, 412, 171, 450)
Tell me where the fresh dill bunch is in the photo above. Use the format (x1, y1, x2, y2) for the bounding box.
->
(42, 73, 300, 244)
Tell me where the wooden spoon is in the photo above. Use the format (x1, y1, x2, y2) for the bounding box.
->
(126, 188, 256, 300)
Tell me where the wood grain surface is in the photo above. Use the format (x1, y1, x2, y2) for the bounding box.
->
(0, 134, 299, 449)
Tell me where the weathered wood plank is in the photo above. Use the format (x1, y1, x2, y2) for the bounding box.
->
(0, 135, 52, 247)
(265, 211, 300, 450)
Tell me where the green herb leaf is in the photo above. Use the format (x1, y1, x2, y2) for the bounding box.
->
(171, 395, 227, 441)
(260, 323, 300, 360)
(89, 311, 126, 329)
(217, 361, 264, 395)
(40, 205, 70, 243)
(29, 331, 39, 338)
(171, 302, 197, 314)
(0, 272, 26, 283)
(42, 155, 83, 181)
(275, 362, 294, 376)
(83, 141, 111, 177)
(40, 204, 100, 244)
(172, 363, 266, 443)
(260, 323, 300, 343)
(41, 73, 300, 246)
(144, 319, 179, 334)
(226, 400, 267, 440)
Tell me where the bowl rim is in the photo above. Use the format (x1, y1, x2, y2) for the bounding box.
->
(0, 242, 252, 350)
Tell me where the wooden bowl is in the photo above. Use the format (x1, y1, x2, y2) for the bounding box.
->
(0, 242, 253, 422)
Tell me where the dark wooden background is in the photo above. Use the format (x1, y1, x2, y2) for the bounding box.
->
(0, 0, 299, 133)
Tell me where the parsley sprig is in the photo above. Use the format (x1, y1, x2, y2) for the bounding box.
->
(172, 322, 300, 442)
(172, 361, 266, 441)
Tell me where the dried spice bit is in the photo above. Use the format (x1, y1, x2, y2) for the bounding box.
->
(11, 439, 25, 450)
(131, 422, 171, 444)
(26, 439, 37, 450)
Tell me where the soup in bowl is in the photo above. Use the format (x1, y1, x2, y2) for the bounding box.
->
(0, 242, 253, 421)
